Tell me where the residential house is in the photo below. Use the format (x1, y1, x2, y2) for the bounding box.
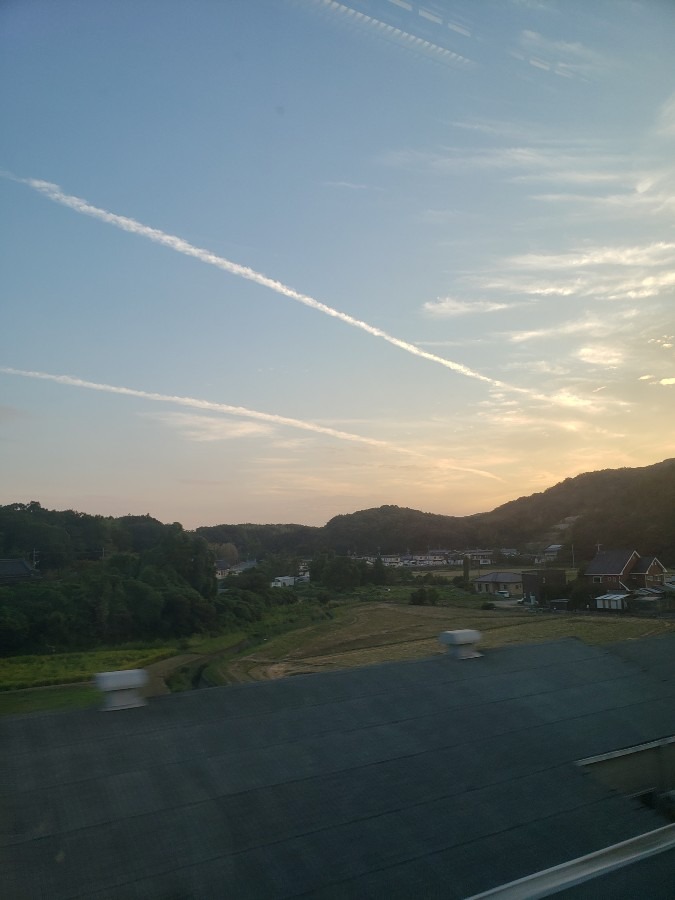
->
(585, 550, 668, 612)
(271, 574, 310, 588)
(473, 571, 523, 596)
(271, 576, 296, 588)
(0, 558, 37, 585)
(466, 549, 493, 566)
(585, 550, 667, 591)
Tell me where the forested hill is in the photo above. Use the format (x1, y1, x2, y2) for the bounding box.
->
(199, 458, 675, 563)
(3, 458, 675, 571)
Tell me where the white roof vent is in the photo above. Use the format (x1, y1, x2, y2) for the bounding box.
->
(438, 629, 483, 659)
(95, 669, 148, 710)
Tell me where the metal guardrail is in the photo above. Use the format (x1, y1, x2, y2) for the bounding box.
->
(466, 824, 675, 899)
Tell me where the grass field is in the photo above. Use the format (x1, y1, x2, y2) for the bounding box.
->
(0, 647, 175, 692)
(217, 602, 675, 682)
(0, 684, 100, 716)
(3, 598, 674, 714)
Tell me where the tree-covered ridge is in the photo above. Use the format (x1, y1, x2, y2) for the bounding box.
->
(0, 504, 219, 654)
(2, 457, 674, 655)
(4, 459, 675, 570)
(196, 458, 675, 563)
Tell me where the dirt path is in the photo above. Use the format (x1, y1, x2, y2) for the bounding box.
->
(143, 654, 203, 696)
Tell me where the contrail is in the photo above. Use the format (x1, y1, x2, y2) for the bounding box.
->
(0, 366, 502, 480)
(0, 366, 389, 447)
(18, 176, 523, 394)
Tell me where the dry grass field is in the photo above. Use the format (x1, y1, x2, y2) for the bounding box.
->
(216, 602, 675, 683)
(4, 601, 673, 714)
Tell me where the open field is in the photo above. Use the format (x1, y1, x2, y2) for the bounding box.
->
(0, 684, 100, 716)
(0, 647, 175, 692)
(3, 600, 674, 714)
(218, 602, 675, 682)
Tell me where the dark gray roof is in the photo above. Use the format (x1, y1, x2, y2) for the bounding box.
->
(631, 555, 665, 575)
(0, 558, 35, 578)
(3, 637, 675, 899)
(473, 571, 522, 583)
(585, 549, 637, 576)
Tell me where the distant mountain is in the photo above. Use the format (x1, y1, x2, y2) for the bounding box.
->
(4, 459, 673, 569)
(197, 458, 675, 565)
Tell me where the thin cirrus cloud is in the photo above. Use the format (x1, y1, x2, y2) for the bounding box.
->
(148, 413, 273, 442)
(514, 29, 610, 79)
(0, 367, 503, 481)
(509, 242, 675, 270)
(424, 296, 511, 316)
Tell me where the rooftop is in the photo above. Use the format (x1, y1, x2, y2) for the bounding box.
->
(473, 571, 523, 583)
(4, 635, 675, 898)
(585, 550, 637, 576)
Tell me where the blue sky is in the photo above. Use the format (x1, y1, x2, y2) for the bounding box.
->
(2, 0, 675, 527)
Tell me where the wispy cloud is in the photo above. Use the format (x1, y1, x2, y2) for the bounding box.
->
(657, 91, 675, 135)
(515, 29, 611, 79)
(423, 297, 512, 316)
(575, 346, 624, 368)
(510, 242, 675, 269)
(0, 366, 504, 481)
(507, 316, 609, 343)
(147, 413, 273, 442)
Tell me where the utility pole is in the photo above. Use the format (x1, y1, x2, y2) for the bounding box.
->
(32, 548, 40, 569)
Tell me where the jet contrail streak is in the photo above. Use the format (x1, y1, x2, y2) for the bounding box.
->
(0, 366, 502, 481)
(20, 177, 526, 394)
(0, 366, 389, 447)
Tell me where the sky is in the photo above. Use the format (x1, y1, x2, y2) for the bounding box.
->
(2, 0, 675, 528)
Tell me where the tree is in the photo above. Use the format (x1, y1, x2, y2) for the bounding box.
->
(372, 556, 387, 585)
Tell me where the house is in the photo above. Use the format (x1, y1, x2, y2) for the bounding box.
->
(472, 571, 523, 596)
(466, 549, 493, 566)
(227, 559, 258, 575)
(270, 575, 310, 588)
(544, 543, 563, 561)
(271, 575, 296, 588)
(629, 554, 668, 588)
(522, 568, 567, 605)
(585, 549, 667, 591)
(214, 558, 232, 579)
(0, 558, 37, 584)
(381, 555, 401, 567)
(4, 635, 675, 898)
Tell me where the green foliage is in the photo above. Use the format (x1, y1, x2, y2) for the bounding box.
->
(0, 647, 173, 691)
(0, 504, 223, 654)
(198, 459, 675, 565)
(0, 684, 100, 717)
(409, 587, 439, 606)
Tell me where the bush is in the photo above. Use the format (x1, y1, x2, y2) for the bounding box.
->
(481, 601, 496, 610)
